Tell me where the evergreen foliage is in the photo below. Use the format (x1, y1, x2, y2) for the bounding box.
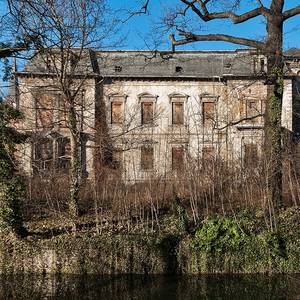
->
(0, 99, 27, 236)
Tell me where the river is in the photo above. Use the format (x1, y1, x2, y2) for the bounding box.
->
(0, 274, 299, 299)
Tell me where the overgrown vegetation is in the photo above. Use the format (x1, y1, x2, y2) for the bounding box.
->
(0, 100, 27, 236)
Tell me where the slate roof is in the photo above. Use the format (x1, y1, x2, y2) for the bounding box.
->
(21, 49, 264, 78)
(96, 49, 257, 78)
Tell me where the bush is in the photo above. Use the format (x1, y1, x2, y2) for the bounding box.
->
(192, 216, 248, 253)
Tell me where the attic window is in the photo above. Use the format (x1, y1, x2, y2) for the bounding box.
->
(175, 66, 183, 73)
(224, 63, 232, 68)
(115, 66, 122, 72)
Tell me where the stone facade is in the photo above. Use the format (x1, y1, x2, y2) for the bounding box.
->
(14, 49, 300, 181)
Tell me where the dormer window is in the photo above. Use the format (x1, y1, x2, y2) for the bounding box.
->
(115, 66, 122, 72)
(175, 66, 183, 73)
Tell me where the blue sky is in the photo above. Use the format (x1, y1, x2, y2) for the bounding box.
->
(112, 0, 300, 51)
(1, 0, 300, 95)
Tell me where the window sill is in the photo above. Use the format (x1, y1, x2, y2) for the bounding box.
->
(236, 124, 264, 130)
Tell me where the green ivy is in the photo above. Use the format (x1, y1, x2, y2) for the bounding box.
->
(192, 217, 248, 253)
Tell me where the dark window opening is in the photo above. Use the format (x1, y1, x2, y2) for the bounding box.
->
(260, 59, 265, 72)
(33, 138, 53, 173)
(175, 66, 183, 73)
(112, 148, 123, 169)
(115, 66, 122, 72)
(57, 137, 71, 171)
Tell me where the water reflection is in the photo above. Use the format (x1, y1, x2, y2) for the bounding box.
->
(1, 274, 299, 299)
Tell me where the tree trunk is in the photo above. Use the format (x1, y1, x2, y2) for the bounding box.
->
(69, 103, 80, 231)
(264, 14, 284, 210)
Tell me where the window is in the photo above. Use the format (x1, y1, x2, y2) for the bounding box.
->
(35, 94, 54, 128)
(202, 101, 215, 126)
(202, 145, 215, 161)
(176, 66, 183, 73)
(245, 99, 260, 122)
(57, 137, 71, 171)
(244, 144, 258, 167)
(141, 146, 154, 170)
(172, 147, 184, 171)
(33, 138, 53, 173)
(115, 66, 122, 72)
(260, 59, 265, 72)
(111, 101, 123, 124)
(172, 102, 184, 125)
(141, 102, 154, 124)
(112, 148, 123, 169)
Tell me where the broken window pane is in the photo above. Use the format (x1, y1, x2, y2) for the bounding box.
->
(33, 138, 53, 173)
(57, 137, 71, 171)
(141, 102, 154, 124)
(141, 146, 154, 170)
(203, 102, 215, 126)
(172, 147, 184, 171)
(111, 101, 123, 124)
(172, 102, 184, 125)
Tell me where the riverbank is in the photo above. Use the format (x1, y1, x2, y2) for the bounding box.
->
(0, 207, 299, 274)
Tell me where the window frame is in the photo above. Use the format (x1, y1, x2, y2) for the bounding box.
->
(200, 95, 218, 127)
(140, 145, 154, 171)
(108, 94, 127, 125)
(171, 146, 185, 171)
(138, 93, 157, 126)
(169, 93, 188, 126)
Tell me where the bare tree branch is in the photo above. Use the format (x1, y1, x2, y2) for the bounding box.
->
(180, 0, 268, 23)
(169, 32, 265, 50)
(283, 5, 300, 20)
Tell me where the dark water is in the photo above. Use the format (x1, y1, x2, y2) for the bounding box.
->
(0, 274, 299, 299)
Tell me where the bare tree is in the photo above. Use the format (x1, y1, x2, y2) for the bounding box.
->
(135, 0, 300, 209)
(8, 0, 119, 230)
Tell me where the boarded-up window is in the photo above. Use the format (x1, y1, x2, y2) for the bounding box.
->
(246, 99, 260, 121)
(244, 144, 258, 167)
(36, 94, 54, 128)
(172, 147, 184, 170)
(57, 137, 71, 171)
(202, 146, 215, 161)
(33, 138, 53, 172)
(111, 101, 123, 124)
(141, 147, 154, 170)
(172, 102, 184, 125)
(141, 102, 154, 124)
(203, 102, 215, 126)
